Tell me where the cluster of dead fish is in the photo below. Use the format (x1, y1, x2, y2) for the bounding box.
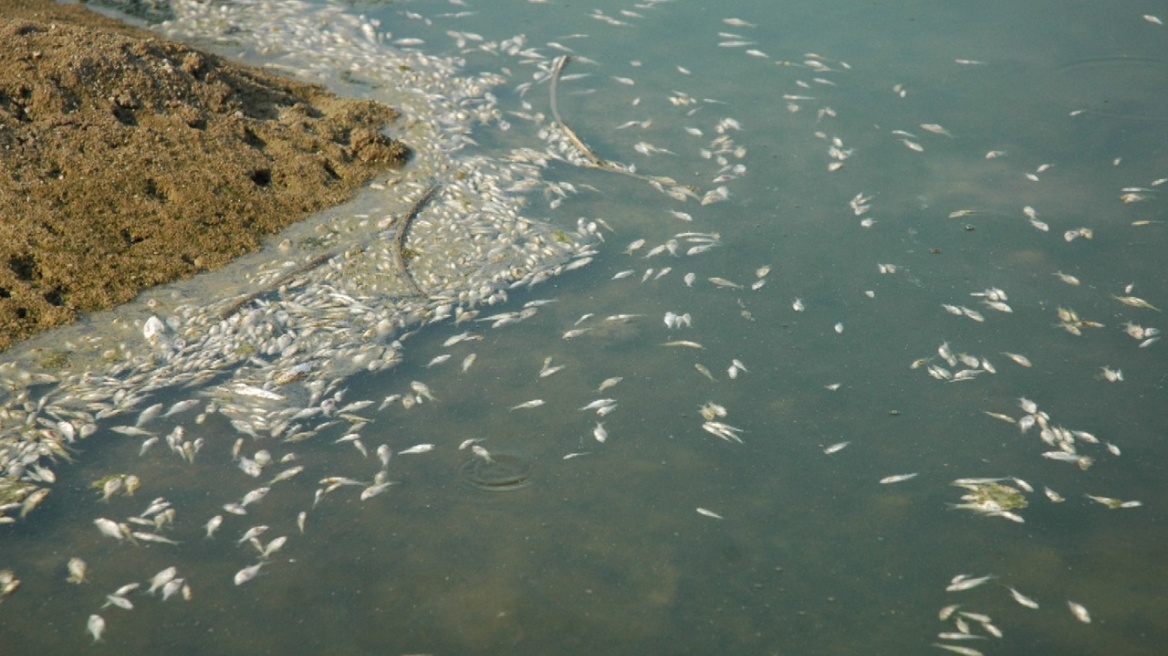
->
(934, 572, 1094, 654)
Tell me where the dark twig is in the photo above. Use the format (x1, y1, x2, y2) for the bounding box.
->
(549, 55, 684, 190)
(218, 252, 334, 320)
(392, 183, 439, 297)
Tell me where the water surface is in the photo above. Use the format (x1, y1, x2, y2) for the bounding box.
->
(2, 1, 1166, 654)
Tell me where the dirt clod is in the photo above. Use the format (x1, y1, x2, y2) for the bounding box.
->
(0, 0, 411, 350)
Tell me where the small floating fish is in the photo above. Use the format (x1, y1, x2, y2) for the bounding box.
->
(87, 614, 106, 642)
(234, 563, 263, 586)
(1007, 586, 1039, 609)
(880, 473, 918, 484)
(1067, 600, 1091, 623)
(66, 558, 87, 584)
(947, 574, 994, 592)
(398, 444, 435, 455)
(593, 423, 608, 443)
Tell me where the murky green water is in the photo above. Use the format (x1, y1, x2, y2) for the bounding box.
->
(2, 0, 1166, 653)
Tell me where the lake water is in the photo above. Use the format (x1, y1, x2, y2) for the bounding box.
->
(2, 1, 1166, 654)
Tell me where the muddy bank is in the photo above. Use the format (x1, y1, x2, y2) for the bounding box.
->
(0, 0, 410, 350)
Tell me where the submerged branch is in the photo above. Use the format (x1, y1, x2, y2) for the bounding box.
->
(218, 252, 334, 320)
(549, 55, 682, 191)
(392, 183, 439, 298)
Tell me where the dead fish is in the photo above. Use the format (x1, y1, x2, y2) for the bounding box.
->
(66, 557, 87, 584)
(597, 377, 623, 392)
(361, 483, 393, 500)
(425, 354, 452, 368)
(880, 473, 918, 484)
(1007, 586, 1039, 609)
(1001, 352, 1032, 367)
(398, 444, 435, 455)
(471, 445, 494, 462)
(593, 422, 608, 443)
(920, 123, 953, 137)
(94, 517, 128, 541)
(87, 614, 106, 642)
(708, 277, 743, 289)
(163, 399, 201, 418)
(947, 574, 994, 592)
(135, 403, 164, 427)
(268, 466, 304, 485)
(234, 563, 263, 586)
(932, 644, 983, 656)
(623, 239, 647, 255)
(161, 578, 184, 601)
(102, 594, 133, 610)
(240, 487, 270, 507)
(132, 531, 180, 545)
(147, 566, 178, 594)
(410, 381, 437, 401)
(204, 515, 223, 539)
(1112, 294, 1160, 311)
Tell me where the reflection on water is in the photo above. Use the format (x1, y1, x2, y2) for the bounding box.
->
(2, 0, 1167, 654)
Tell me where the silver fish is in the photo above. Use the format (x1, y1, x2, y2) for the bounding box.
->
(163, 399, 201, 418)
(593, 423, 608, 444)
(234, 563, 263, 586)
(103, 594, 133, 610)
(946, 574, 994, 592)
(237, 525, 269, 545)
(87, 614, 106, 642)
(94, 518, 127, 541)
(1007, 586, 1039, 609)
(161, 578, 184, 601)
(259, 536, 288, 558)
(361, 483, 394, 500)
(132, 531, 180, 545)
(240, 487, 271, 507)
(880, 473, 918, 484)
(147, 566, 178, 594)
(66, 557, 87, 584)
(398, 443, 435, 455)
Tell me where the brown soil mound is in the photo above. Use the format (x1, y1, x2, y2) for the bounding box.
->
(0, 0, 410, 350)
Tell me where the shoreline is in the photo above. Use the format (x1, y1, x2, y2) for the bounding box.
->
(0, 0, 598, 527)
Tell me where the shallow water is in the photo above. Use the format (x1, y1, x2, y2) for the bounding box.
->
(2, 0, 1166, 654)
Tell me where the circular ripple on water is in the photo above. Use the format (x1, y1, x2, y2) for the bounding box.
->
(459, 452, 532, 492)
(1053, 55, 1168, 121)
